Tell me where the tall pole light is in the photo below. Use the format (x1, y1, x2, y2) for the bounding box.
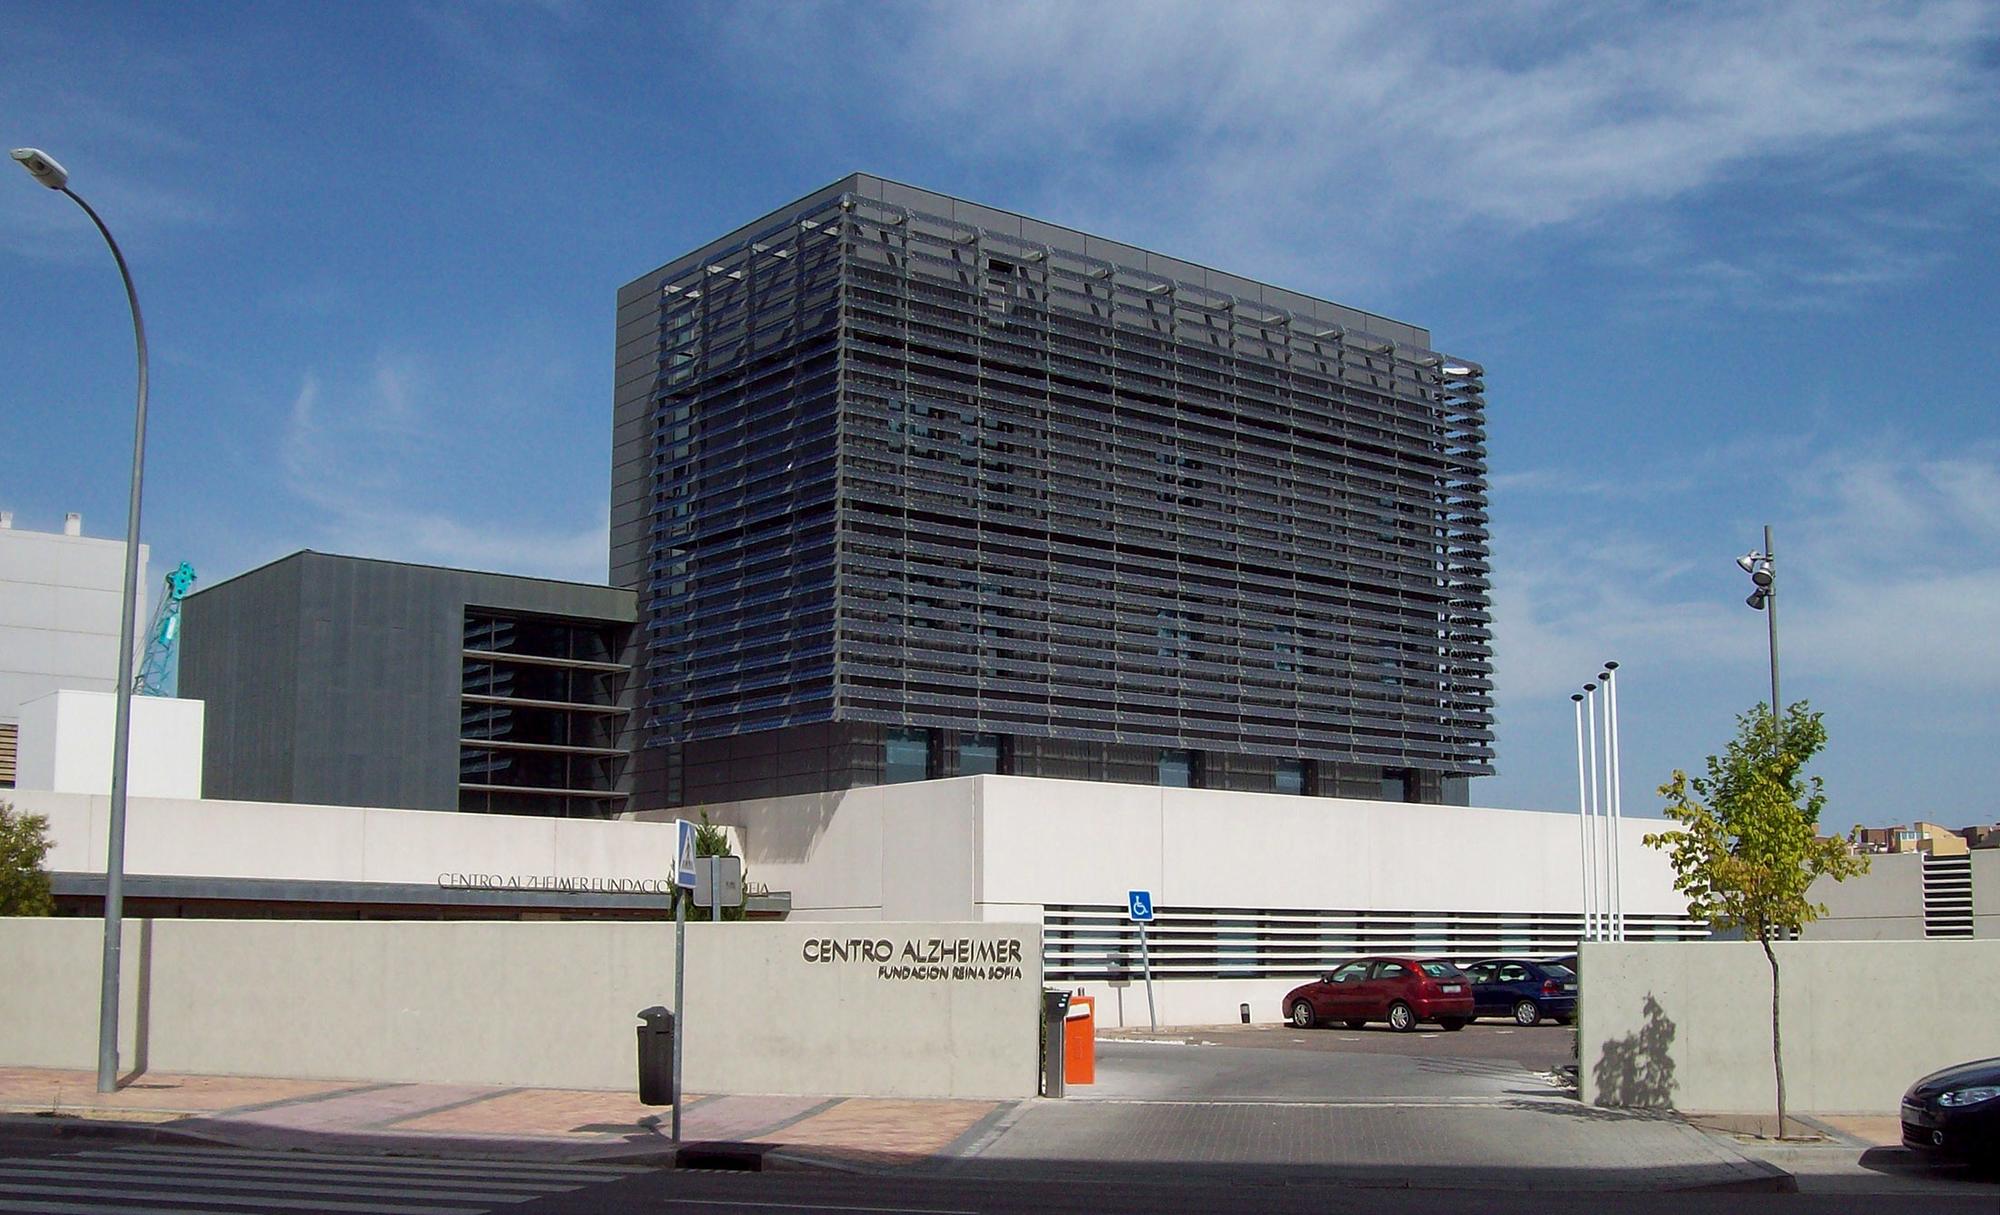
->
(13, 148, 149, 1094)
(1603, 663, 1625, 941)
(1737, 526, 1781, 731)
(1583, 681, 1602, 943)
(1571, 692, 1593, 943)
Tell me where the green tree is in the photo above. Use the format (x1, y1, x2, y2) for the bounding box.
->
(0, 801, 56, 916)
(1644, 702, 1867, 1135)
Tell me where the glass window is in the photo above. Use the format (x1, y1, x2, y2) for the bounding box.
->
(1158, 749, 1193, 787)
(959, 733, 1003, 776)
(1381, 768, 1419, 802)
(1499, 964, 1531, 983)
(1275, 758, 1304, 795)
(1374, 962, 1409, 980)
(1418, 961, 1461, 978)
(1329, 962, 1370, 984)
(885, 727, 932, 784)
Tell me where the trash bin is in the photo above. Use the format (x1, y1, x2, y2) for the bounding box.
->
(637, 1005, 675, 1106)
(1041, 989, 1071, 1097)
(1063, 994, 1095, 1086)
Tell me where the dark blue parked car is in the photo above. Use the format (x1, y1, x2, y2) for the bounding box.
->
(1463, 957, 1578, 1026)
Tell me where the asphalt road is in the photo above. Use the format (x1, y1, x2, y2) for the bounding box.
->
(535, 1168, 1997, 1215)
(1104, 1020, 1577, 1074)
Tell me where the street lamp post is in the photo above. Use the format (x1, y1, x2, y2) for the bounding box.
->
(1737, 526, 1781, 726)
(12, 148, 150, 1094)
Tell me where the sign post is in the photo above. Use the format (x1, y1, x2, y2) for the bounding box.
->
(1127, 890, 1157, 1031)
(694, 854, 743, 924)
(671, 818, 697, 1141)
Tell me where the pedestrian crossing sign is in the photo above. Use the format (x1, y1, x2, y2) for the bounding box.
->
(676, 819, 699, 889)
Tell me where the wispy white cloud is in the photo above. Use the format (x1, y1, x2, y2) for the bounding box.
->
(718, 0, 1997, 301)
(278, 355, 607, 584)
(1491, 433, 2000, 707)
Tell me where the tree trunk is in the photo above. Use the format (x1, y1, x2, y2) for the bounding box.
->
(1761, 929, 1785, 1137)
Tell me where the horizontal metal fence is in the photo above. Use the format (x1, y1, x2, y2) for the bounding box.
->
(1043, 903, 1709, 982)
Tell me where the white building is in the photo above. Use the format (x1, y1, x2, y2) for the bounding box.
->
(0, 512, 147, 788)
(10, 763, 1704, 1026)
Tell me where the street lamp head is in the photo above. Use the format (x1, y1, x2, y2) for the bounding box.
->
(1584, 682, 1597, 693)
(1604, 660, 1619, 672)
(1571, 693, 1584, 702)
(1746, 590, 1768, 610)
(10, 147, 69, 190)
(1736, 552, 1762, 574)
(1598, 672, 1611, 682)
(1750, 568, 1773, 588)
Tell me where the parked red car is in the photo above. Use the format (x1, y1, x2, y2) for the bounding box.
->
(1282, 956, 1475, 1032)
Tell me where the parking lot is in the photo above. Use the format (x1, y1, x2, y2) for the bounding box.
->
(1101, 1021, 1575, 1075)
(1082, 1023, 1573, 1106)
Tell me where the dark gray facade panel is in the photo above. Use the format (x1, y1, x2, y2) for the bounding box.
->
(184, 552, 636, 817)
(181, 554, 303, 803)
(616, 176, 1494, 806)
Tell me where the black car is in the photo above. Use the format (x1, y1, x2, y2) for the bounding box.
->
(1902, 1057, 2000, 1169)
(1462, 957, 1578, 1026)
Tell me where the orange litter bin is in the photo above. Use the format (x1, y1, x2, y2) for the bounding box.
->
(1062, 994, 1095, 1085)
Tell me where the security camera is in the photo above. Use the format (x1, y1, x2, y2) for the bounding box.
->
(10, 147, 68, 190)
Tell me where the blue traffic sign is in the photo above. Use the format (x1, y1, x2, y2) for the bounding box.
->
(675, 819, 699, 889)
(1127, 890, 1155, 922)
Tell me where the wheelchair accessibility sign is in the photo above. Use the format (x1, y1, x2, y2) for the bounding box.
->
(1127, 890, 1155, 922)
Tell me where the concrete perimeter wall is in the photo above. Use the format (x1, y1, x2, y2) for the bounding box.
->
(1580, 941, 2000, 1114)
(0, 919, 1039, 1099)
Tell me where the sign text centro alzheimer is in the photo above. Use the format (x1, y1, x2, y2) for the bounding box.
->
(804, 935, 1027, 982)
(437, 873, 676, 894)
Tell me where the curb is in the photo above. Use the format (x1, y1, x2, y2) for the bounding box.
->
(0, 1112, 234, 1151)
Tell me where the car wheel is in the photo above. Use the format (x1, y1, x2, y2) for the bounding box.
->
(1439, 1017, 1468, 1031)
(1387, 1002, 1416, 1032)
(1290, 1000, 1316, 1029)
(1513, 999, 1542, 1027)
(1344, 1019, 1367, 1029)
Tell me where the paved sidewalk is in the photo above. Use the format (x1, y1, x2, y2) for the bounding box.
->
(1688, 1110, 1995, 1197)
(0, 1067, 1004, 1170)
(962, 1098, 1794, 1191)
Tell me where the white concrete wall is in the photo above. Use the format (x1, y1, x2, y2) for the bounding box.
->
(15, 691, 204, 799)
(687, 775, 1687, 925)
(1798, 853, 1927, 940)
(0, 918, 1040, 1099)
(1579, 940, 2000, 1114)
(0, 524, 146, 720)
(13, 788, 686, 885)
(977, 776, 1682, 916)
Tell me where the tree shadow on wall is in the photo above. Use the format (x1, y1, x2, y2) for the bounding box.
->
(1591, 993, 1678, 1109)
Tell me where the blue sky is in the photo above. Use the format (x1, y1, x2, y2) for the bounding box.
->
(4, 1, 1997, 827)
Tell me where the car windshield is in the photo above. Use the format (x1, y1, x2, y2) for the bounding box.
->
(1544, 963, 1576, 978)
(1418, 961, 1461, 978)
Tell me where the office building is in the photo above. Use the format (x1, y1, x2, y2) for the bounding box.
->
(614, 175, 1493, 809)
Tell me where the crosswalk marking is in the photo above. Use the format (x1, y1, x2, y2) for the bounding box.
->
(9, 1159, 564, 1191)
(91, 1143, 633, 1178)
(20, 1157, 576, 1191)
(0, 1144, 638, 1215)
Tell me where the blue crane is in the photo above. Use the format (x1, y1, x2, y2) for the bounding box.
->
(134, 561, 196, 696)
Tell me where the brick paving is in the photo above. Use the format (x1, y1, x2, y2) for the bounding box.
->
(772, 1098, 997, 1166)
(0, 1067, 354, 1118)
(0, 1065, 1002, 1167)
